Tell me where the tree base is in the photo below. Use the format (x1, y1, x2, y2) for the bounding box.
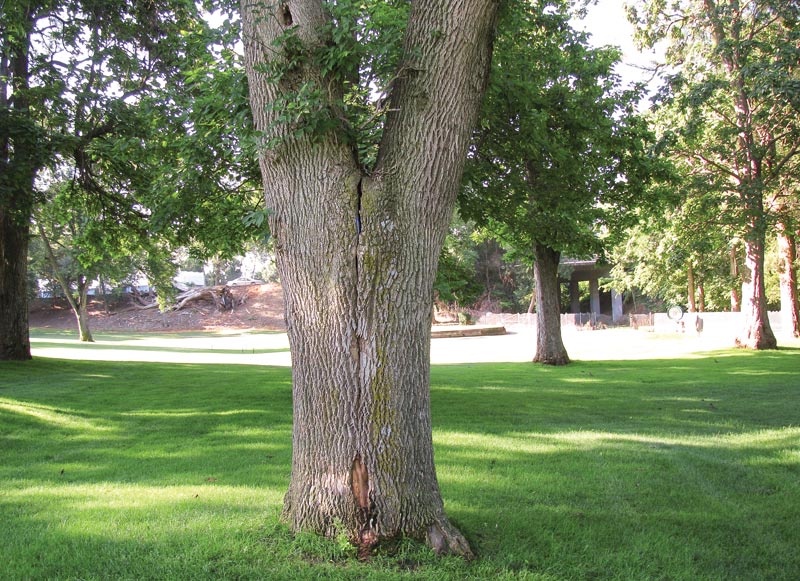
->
(735, 335, 778, 350)
(533, 352, 570, 366)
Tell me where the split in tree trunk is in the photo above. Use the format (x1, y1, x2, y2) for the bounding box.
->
(532, 243, 569, 365)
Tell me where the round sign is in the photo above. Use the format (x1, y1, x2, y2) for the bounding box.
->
(667, 306, 684, 320)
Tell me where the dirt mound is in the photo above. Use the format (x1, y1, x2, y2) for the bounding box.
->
(29, 283, 286, 333)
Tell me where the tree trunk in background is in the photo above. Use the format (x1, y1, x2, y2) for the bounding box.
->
(242, 0, 498, 556)
(687, 263, 696, 312)
(37, 223, 95, 342)
(532, 243, 569, 365)
(697, 281, 706, 312)
(737, 221, 777, 349)
(730, 244, 741, 311)
(74, 278, 94, 343)
(730, 288, 741, 312)
(777, 224, 799, 338)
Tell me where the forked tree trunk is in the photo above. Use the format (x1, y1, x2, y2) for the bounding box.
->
(777, 224, 799, 338)
(532, 243, 569, 365)
(242, 0, 498, 556)
(737, 226, 777, 349)
(37, 223, 95, 342)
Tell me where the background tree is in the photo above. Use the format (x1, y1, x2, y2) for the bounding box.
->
(241, 0, 499, 555)
(31, 180, 174, 341)
(460, 1, 657, 365)
(769, 162, 800, 337)
(1, 1, 262, 359)
(627, 0, 800, 348)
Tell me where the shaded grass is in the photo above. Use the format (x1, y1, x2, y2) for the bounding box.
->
(1, 349, 799, 579)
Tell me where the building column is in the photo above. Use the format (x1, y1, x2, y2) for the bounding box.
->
(589, 277, 600, 316)
(569, 279, 581, 313)
(612, 289, 624, 323)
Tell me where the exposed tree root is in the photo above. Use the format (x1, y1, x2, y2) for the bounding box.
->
(426, 519, 474, 559)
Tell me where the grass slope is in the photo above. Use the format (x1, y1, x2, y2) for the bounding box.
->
(1, 349, 799, 579)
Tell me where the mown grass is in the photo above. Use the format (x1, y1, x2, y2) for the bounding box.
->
(1, 348, 799, 579)
(29, 328, 289, 356)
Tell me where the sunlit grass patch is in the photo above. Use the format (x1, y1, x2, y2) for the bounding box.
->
(1, 349, 799, 579)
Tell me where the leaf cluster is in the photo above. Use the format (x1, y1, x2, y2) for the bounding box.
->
(460, 1, 661, 262)
(253, 0, 410, 171)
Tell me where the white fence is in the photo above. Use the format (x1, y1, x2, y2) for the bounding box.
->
(653, 311, 788, 337)
(475, 310, 792, 338)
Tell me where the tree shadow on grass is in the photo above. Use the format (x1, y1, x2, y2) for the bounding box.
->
(427, 350, 800, 578)
(1, 350, 798, 578)
(1, 360, 294, 489)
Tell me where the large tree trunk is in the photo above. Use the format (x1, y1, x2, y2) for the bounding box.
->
(532, 243, 569, 365)
(0, 210, 31, 360)
(242, 0, 498, 556)
(777, 224, 799, 338)
(736, 223, 777, 349)
(0, 11, 35, 361)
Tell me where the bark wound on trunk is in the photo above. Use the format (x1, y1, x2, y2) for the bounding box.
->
(351, 454, 377, 556)
(279, 4, 293, 26)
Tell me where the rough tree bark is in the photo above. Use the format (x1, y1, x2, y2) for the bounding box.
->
(532, 243, 569, 365)
(777, 223, 799, 338)
(0, 7, 35, 361)
(738, 224, 773, 346)
(736, 214, 777, 349)
(0, 209, 32, 359)
(241, 0, 499, 556)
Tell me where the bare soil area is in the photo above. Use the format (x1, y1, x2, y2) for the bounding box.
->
(29, 283, 287, 333)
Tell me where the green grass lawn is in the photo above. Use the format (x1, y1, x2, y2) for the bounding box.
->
(1, 348, 799, 579)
